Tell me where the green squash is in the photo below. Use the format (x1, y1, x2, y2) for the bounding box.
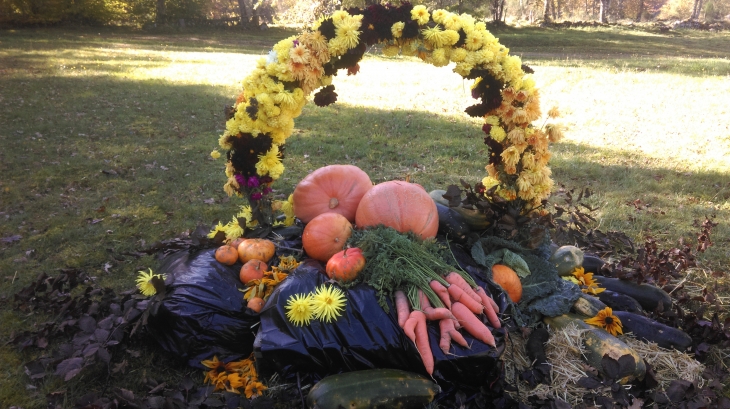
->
(307, 368, 440, 409)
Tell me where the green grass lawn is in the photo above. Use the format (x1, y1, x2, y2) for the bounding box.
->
(1, 25, 729, 407)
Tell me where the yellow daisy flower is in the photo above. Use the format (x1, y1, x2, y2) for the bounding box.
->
(311, 285, 347, 323)
(286, 293, 315, 326)
(585, 307, 623, 336)
(411, 5, 430, 25)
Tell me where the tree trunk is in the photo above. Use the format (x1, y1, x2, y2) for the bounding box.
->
(155, 0, 165, 25)
(635, 0, 643, 21)
(555, 0, 561, 20)
(598, 0, 610, 22)
(690, 0, 703, 20)
(617, 0, 624, 19)
(543, 0, 552, 22)
(237, 0, 248, 26)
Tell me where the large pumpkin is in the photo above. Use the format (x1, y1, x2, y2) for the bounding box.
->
(355, 181, 438, 240)
(293, 164, 372, 223)
(302, 212, 353, 262)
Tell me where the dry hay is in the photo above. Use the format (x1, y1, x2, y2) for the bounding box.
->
(502, 323, 704, 405)
(620, 335, 705, 389)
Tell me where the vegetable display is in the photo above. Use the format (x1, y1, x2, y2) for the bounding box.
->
(348, 226, 501, 375)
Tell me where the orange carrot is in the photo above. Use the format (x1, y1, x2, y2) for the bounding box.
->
(445, 272, 481, 304)
(414, 312, 434, 375)
(451, 302, 496, 347)
(446, 284, 484, 314)
(438, 319, 454, 354)
(394, 290, 410, 328)
(419, 289, 455, 321)
(403, 310, 420, 344)
(475, 286, 501, 329)
(429, 280, 451, 309)
(438, 318, 469, 353)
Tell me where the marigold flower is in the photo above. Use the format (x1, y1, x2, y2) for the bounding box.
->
(585, 307, 623, 336)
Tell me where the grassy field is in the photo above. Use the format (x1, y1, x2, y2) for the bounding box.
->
(1, 25, 729, 407)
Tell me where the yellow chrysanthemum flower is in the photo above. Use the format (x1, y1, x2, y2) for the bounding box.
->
(585, 307, 623, 336)
(286, 293, 315, 326)
(482, 176, 499, 190)
(210, 150, 221, 159)
(391, 21, 405, 38)
(489, 125, 507, 143)
(450, 47, 467, 62)
(422, 26, 451, 49)
(411, 5, 430, 25)
(501, 146, 521, 167)
(136, 268, 165, 297)
(431, 9, 448, 24)
(255, 145, 282, 175)
(336, 23, 361, 50)
(311, 285, 347, 323)
(224, 216, 244, 240)
(548, 106, 561, 118)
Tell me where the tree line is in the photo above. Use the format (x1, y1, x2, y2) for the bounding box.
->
(1, 0, 727, 27)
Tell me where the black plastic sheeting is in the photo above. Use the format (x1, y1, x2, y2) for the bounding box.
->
(146, 248, 260, 368)
(255, 256, 507, 388)
(148, 241, 509, 389)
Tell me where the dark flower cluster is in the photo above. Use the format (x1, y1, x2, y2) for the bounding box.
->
(465, 69, 504, 117)
(313, 85, 338, 107)
(227, 132, 274, 178)
(346, 3, 416, 46)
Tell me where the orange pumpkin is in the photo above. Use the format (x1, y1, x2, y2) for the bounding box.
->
(238, 238, 276, 263)
(302, 213, 352, 262)
(492, 264, 522, 303)
(326, 247, 366, 282)
(293, 164, 372, 223)
(240, 259, 267, 284)
(355, 180, 438, 240)
(215, 245, 239, 265)
(247, 297, 265, 313)
(229, 237, 246, 249)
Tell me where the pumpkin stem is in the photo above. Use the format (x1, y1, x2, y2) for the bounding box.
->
(329, 197, 339, 209)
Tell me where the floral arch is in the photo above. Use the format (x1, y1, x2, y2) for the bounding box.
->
(211, 3, 563, 239)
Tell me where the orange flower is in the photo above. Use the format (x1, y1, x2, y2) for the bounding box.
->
(585, 307, 623, 336)
(244, 381, 268, 399)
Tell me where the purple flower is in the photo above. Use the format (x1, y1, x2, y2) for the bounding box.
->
(234, 174, 246, 186)
(250, 192, 263, 201)
(262, 187, 272, 195)
(246, 176, 260, 188)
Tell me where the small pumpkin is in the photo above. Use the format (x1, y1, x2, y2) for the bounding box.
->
(326, 247, 366, 282)
(247, 297, 265, 313)
(550, 245, 584, 276)
(238, 238, 276, 263)
(240, 259, 267, 284)
(302, 213, 352, 263)
(355, 180, 438, 240)
(492, 264, 522, 303)
(215, 245, 239, 266)
(293, 164, 373, 223)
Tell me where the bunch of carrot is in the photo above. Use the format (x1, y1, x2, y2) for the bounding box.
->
(394, 272, 501, 376)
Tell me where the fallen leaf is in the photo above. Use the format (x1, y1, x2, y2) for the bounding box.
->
(204, 198, 215, 204)
(1, 235, 22, 243)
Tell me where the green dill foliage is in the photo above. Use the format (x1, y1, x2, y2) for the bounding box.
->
(348, 226, 463, 312)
